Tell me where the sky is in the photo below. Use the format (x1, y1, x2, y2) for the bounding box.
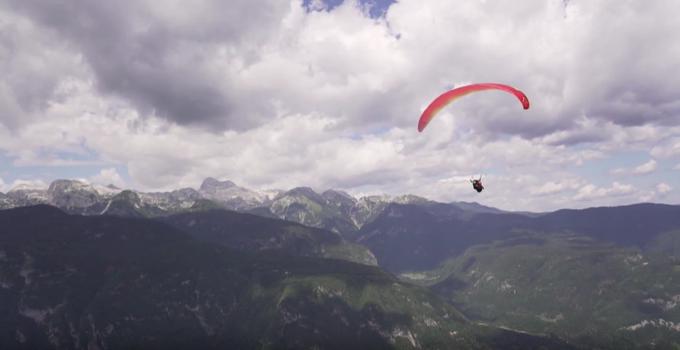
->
(1, 0, 679, 212)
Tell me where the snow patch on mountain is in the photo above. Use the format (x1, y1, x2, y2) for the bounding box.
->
(622, 319, 680, 332)
(6, 185, 50, 206)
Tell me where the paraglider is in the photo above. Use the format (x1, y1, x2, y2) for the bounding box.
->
(470, 176, 484, 193)
(417, 83, 530, 132)
(417, 83, 530, 193)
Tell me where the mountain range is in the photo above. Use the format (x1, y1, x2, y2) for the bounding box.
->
(0, 178, 489, 236)
(357, 202, 680, 273)
(2, 178, 680, 348)
(0, 205, 575, 350)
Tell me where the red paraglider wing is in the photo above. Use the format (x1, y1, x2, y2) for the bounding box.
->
(417, 83, 530, 132)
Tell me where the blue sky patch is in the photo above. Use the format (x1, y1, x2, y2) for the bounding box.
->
(303, 0, 396, 18)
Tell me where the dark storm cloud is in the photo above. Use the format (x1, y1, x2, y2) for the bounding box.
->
(586, 86, 680, 127)
(5, 0, 289, 130)
(545, 129, 606, 146)
(0, 29, 50, 112)
(4, 0, 680, 137)
(0, 9, 83, 128)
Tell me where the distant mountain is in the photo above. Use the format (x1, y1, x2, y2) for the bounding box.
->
(93, 190, 164, 217)
(5, 183, 51, 207)
(532, 203, 680, 247)
(3, 180, 120, 213)
(198, 177, 279, 210)
(0, 180, 232, 218)
(0, 206, 574, 349)
(47, 180, 104, 210)
(1, 179, 508, 249)
(6, 180, 679, 263)
(350, 195, 433, 232)
(357, 202, 680, 273)
(0, 192, 12, 209)
(0, 179, 455, 239)
(357, 203, 473, 272)
(268, 187, 361, 237)
(450, 201, 506, 215)
(160, 209, 378, 266)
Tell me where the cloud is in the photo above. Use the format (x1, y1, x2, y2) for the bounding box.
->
(0, 75, 668, 211)
(0, 9, 85, 129)
(1, 0, 680, 211)
(609, 167, 626, 175)
(530, 179, 581, 196)
(632, 159, 657, 175)
(8, 179, 49, 191)
(610, 158, 659, 176)
(3, 0, 679, 135)
(573, 181, 635, 201)
(538, 118, 609, 146)
(656, 182, 672, 194)
(89, 168, 126, 188)
(651, 138, 680, 158)
(3, 0, 292, 130)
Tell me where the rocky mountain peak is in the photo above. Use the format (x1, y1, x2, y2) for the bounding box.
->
(322, 189, 356, 202)
(199, 177, 236, 192)
(115, 189, 142, 202)
(47, 179, 100, 209)
(170, 187, 201, 200)
(47, 179, 89, 192)
(198, 178, 268, 210)
(6, 182, 49, 206)
(282, 187, 324, 202)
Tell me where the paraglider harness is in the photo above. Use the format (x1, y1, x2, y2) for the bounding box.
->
(470, 176, 484, 193)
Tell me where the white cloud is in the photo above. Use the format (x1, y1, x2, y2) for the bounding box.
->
(573, 181, 635, 201)
(530, 179, 581, 196)
(0, 77, 671, 211)
(632, 159, 657, 175)
(609, 167, 626, 175)
(651, 138, 680, 158)
(89, 168, 126, 188)
(657, 182, 672, 194)
(5, 0, 680, 134)
(8, 179, 48, 191)
(532, 181, 566, 196)
(0, 9, 86, 129)
(1, 0, 680, 211)
(610, 158, 660, 176)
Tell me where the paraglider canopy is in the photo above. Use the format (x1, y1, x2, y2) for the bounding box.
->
(416, 83, 529, 194)
(417, 83, 530, 132)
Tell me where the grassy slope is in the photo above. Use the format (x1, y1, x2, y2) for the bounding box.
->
(160, 209, 377, 266)
(0, 206, 575, 349)
(400, 232, 680, 348)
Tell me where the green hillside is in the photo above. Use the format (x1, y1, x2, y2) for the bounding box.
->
(160, 209, 377, 266)
(0, 206, 574, 349)
(401, 232, 680, 348)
